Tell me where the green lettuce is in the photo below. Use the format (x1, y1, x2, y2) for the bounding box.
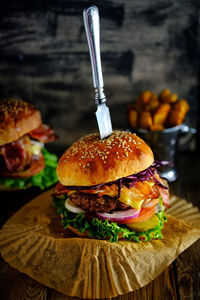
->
(0, 148, 58, 190)
(53, 196, 167, 243)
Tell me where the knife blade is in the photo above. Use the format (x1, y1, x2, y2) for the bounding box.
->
(83, 6, 113, 139)
(95, 102, 113, 139)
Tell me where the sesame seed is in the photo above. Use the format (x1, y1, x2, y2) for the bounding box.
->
(60, 130, 144, 168)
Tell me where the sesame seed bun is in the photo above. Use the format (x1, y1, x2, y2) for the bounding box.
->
(0, 98, 42, 146)
(57, 130, 154, 186)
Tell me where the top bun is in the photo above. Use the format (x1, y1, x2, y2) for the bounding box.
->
(57, 130, 154, 186)
(0, 98, 41, 146)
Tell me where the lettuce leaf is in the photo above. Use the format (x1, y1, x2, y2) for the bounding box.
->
(53, 196, 167, 243)
(0, 148, 58, 190)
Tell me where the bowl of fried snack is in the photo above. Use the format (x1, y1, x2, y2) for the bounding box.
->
(127, 89, 193, 182)
(128, 89, 190, 131)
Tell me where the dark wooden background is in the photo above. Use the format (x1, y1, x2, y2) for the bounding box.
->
(0, 0, 200, 151)
(0, 2, 200, 299)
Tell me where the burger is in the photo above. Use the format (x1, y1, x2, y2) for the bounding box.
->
(53, 130, 169, 242)
(0, 98, 58, 190)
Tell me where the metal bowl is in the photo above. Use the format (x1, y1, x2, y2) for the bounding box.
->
(133, 124, 196, 182)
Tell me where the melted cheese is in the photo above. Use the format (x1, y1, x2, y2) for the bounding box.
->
(31, 141, 44, 156)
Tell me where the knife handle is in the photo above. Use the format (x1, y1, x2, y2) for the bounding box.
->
(83, 6, 106, 104)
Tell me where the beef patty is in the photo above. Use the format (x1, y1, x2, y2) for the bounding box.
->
(69, 193, 129, 213)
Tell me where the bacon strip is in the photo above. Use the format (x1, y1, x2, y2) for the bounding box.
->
(0, 135, 32, 172)
(54, 183, 74, 195)
(0, 156, 45, 178)
(54, 182, 103, 196)
(0, 141, 25, 172)
(29, 124, 58, 143)
(54, 180, 159, 200)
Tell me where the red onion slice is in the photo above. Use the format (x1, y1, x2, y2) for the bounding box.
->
(96, 208, 140, 222)
(65, 198, 85, 214)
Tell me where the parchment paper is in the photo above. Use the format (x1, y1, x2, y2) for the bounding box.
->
(0, 189, 199, 299)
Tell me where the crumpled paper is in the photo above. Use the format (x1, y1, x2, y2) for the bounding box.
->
(0, 189, 199, 299)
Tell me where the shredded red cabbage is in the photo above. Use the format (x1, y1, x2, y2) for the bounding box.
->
(65, 160, 170, 196)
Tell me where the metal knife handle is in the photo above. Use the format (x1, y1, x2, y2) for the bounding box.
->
(83, 6, 106, 104)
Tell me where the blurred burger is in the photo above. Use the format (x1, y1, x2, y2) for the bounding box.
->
(53, 130, 169, 242)
(0, 98, 58, 190)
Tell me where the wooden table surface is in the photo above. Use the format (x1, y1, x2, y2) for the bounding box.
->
(0, 152, 199, 300)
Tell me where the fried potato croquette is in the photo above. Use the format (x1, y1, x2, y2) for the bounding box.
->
(138, 91, 153, 104)
(128, 89, 190, 131)
(153, 103, 171, 125)
(139, 111, 153, 129)
(148, 94, 160, 112)
(158, 89, 170, 101)
(150, 124, 165, 131)
(136, 91, 156, 111)
(168, 99, 190, 126)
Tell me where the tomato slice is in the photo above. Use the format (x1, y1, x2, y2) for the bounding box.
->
(116, 205, 156, 224)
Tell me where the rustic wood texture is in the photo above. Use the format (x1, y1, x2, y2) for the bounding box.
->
(0, 0, 199, 148)
(0, 260, 47, 300)
(0, 261, 180, 300)
(0, 152, 199, 299)
(170, 153, 200, 300)
(176, 242, 200, 300)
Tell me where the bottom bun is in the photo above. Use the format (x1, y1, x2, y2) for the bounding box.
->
(68, 225, 90, 238)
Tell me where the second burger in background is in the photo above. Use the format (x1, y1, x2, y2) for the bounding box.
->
(0, 98, 58, 190)
(53, 130, 169, 242)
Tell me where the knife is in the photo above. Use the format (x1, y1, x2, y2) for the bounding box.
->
(83, 6, 113, 139)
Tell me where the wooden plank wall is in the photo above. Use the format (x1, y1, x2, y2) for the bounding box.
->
(0, 0, 199, 150)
